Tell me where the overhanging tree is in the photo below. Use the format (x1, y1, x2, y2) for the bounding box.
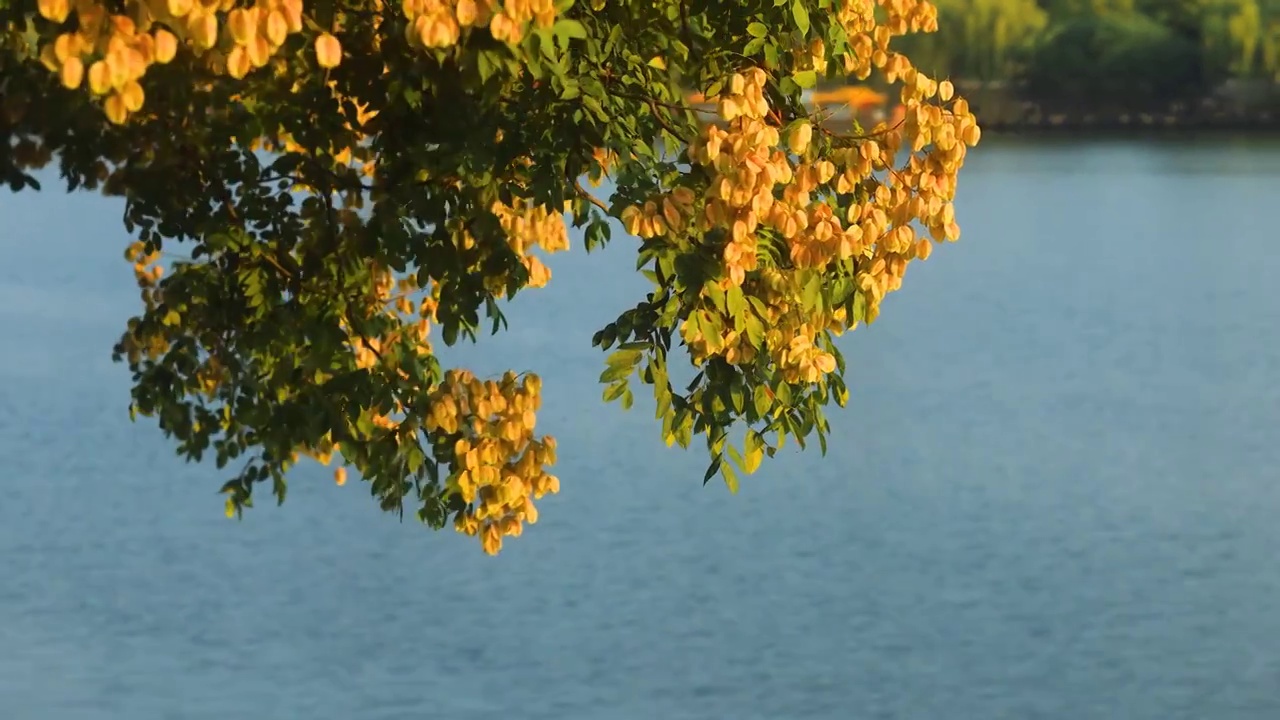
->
(0, 0, 979, 554)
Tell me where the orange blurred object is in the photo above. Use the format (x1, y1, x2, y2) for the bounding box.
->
(684, 85, 886, 110)
(809, 85, 886, 109)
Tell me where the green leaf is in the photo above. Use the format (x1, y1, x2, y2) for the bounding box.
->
(600, 364, 632, 384)
(477, 51, 497, 82)
(593, 323, 619, 349)
(405, 444, 425, 474)
(747, 22, 768, 38)
(356, 409, 376, 438)
(728, 383, 745, 413)
(703, 454, 723, 485)
(744, 430, 764, 474)
(603, 381, 628, 403)
(792, 0, 810, 35)
(726, 286, 747, 324)
(582, 95, 607, 121)
(606, 348, 643, 368)
(764, 42, 779, 68)
(744, 316, 765, 347)
(655, 383, 672, 419)
(793, 70, 818, 89)
(721, 459, 740, 494)
(776, 382, 793, 407)
(704, 282, 727, 313)
(851, 291, 868, 324)
(553, 18, 588, 40)
(753, 385, 772, 418)
(801, 272, 823, 311)
(726, 440, 744, 470)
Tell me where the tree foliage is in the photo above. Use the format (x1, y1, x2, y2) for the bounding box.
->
(0, 0, 979, 554)
(900, 0, 1280, 89)
(898, 0, 1048, 81)
(1024, 11, 1207, 108)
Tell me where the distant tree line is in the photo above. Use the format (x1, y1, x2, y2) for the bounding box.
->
(894, 0, 1280, 110)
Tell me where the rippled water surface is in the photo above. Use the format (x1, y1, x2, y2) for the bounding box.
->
(3, 137, 1280, 720)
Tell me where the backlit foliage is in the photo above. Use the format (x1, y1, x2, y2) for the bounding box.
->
(1, 0, 977, 554)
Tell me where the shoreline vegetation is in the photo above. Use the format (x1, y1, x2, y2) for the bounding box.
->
(949, 79, 1280, 134)
(696, 0, 1280, 136)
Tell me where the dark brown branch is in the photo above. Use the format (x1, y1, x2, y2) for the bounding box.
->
(575, 179, 611, 214)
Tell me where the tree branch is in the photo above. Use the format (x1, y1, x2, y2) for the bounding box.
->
(575, 179, 610, 214)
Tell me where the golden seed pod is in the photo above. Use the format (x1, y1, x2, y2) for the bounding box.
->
(787, 122, 813, 155)
(188, 13, 218, 50)
(247, 35, 271, 67)
(38, 0, 71, 23)
(103, 93, 128, 124)
(264, 10, 289, 45)
(86, 60, 110, 95)
(938, 79, 954, 102)
(167, 0, 194, 18)
(226, 46, 251, 78)
(227, 8, 254, 45)
(457, 0, 479, 25)
(315, 32, 342, 69)
(153, 29, 177, 63)
(53, 33, 78, 64)
(120, 80, 145, 111)
(59, 56, 84, 89)
(281, 0, 304, 32)
(106, 53, 129, 90)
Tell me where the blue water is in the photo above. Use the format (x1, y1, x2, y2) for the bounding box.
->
(3, 137, 1280, 719)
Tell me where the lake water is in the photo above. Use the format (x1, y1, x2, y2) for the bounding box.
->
(3, 137, 1280, 720)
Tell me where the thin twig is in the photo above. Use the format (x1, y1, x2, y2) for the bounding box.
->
(643, 95, 693, 141)
(820, 116, 908, 146)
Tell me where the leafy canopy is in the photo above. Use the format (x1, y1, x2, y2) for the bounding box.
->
(0, 0, 978, 554)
